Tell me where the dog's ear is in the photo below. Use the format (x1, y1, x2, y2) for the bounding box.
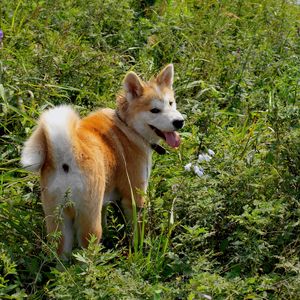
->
(123, 72, 143, 101)
(156, 64, 174, 89)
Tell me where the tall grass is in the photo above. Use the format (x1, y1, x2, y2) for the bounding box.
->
(1, 0, 300, 298)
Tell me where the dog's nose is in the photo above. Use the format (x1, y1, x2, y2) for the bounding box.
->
(173, 119, 184, 130)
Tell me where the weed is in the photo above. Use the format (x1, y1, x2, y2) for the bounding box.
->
(1, 0, 300, 298)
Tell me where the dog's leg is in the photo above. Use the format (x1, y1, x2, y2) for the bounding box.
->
(60, 211, 74, 256)
(77, 212, 102, 248)
(76, 193, 103, 248)
(121, 197, 144, 222)
(42, 194, 73, 257)
(42, 194, 75, 259)
(118, 172, 147, 223)
(118, 162, 148, 242)
(121, 195, 145, 243)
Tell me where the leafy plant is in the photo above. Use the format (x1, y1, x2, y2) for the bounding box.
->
(1, 0, 300, 298)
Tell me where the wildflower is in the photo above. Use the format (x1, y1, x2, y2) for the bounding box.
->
(193, 165, 204, 177)
(184, 162, 192, 172)
(204, 154, 212, 161)
(208, 149, 215, 156)
(198, 154, 205, 162)
(0, 30, 3, 43)
(198, 153, 212, 162)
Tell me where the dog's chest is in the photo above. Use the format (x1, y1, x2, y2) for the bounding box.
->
(143, 153, 152, 184)
(104, 152, 152, 205)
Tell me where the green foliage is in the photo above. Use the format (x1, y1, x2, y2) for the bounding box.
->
(1, 0, 300, 298)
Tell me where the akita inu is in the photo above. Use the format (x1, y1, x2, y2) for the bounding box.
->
(21, 64, 184, 257)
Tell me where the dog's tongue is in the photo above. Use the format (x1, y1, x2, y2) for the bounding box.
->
(163, 132, 181, 148)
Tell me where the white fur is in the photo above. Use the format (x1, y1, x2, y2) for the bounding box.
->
(129, 89, 184, 143)
(22, 105, 85, 208)
(21, 132, 45, 172)
(41, 105, 78, 165)
(61, 212, 74, 256)
(42, 106, 85, 207)
(21, 105, 78, 172)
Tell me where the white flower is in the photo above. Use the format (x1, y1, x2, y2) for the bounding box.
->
(193, 165, 204, 177)
(184, 162, 192, 172)
(208, 149, 215, 156)
(198, 154, 205, 162)
(198, 153, 212, 162)
(204, 154, 212, 161)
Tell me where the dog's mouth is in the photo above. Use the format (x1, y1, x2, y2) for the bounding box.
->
(149, 125, 181, 148)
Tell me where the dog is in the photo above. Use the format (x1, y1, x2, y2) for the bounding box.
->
(21, 64, 184, 257)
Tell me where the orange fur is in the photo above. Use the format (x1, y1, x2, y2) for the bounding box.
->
(22, 64, 184, 257)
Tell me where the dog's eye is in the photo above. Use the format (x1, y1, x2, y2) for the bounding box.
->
(150, 108, 161, 113)
(169, 101, 174, 106)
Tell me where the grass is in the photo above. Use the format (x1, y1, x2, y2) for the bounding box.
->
(1, 0, 300, 299)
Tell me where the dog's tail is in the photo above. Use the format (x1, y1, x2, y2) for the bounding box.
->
(21, 105, 80, 172)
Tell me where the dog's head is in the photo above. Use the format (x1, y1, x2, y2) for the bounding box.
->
(117, 64, 184, 148)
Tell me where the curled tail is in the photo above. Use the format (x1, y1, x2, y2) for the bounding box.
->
(21, 105, 80, 172)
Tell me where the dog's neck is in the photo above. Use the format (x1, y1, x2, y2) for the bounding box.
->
(115, 110, 166, 155)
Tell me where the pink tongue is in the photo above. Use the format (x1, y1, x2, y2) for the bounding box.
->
(163, 132, 181, 148)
